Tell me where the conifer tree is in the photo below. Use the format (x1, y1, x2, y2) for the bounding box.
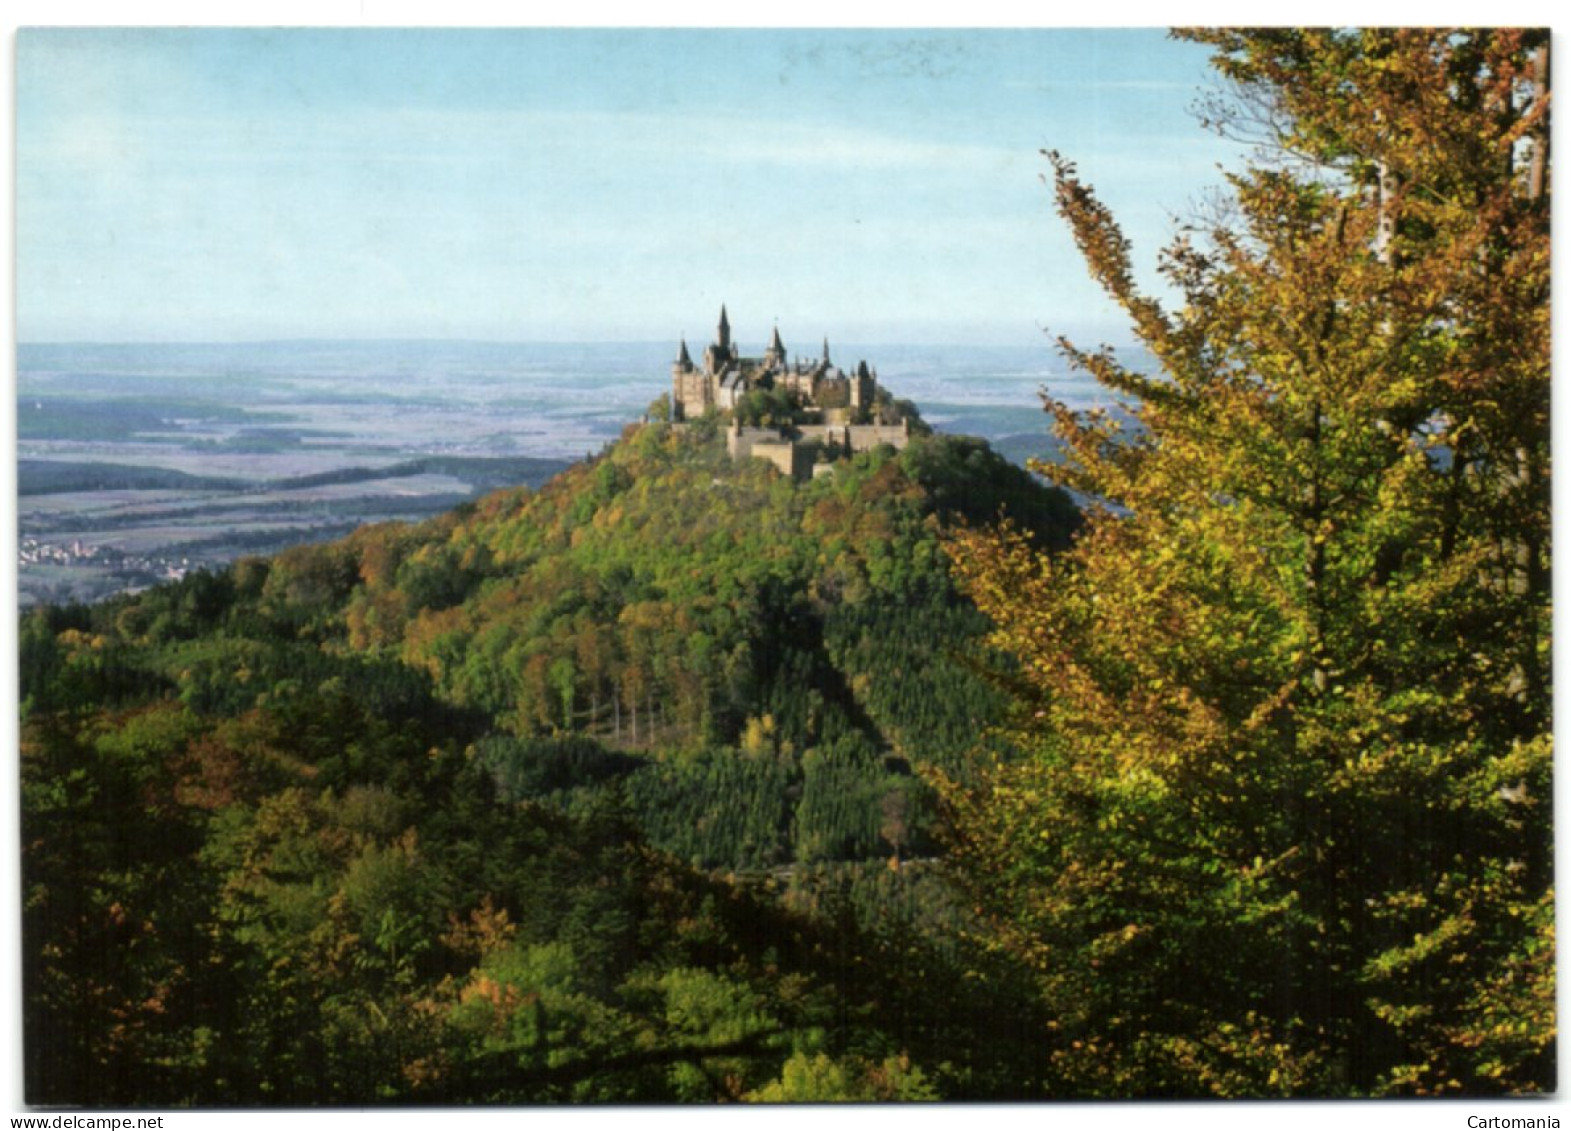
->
(942, 28, 1551, 1096)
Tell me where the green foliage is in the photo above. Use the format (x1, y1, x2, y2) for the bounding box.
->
(748, 1051, 939, 1102)
(733, 384, 805, 427)
(621, 747, 798, 870)
(19, 417, 1074, 1104)
(944, 28, 1552, 1098)
(793, 736, 892, 863)
(476, 734, 640, 798)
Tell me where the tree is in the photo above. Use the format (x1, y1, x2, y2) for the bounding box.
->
(942, 28, 1550, 1097)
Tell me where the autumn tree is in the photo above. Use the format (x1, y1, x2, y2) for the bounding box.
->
(942, 28, 1551, 1097)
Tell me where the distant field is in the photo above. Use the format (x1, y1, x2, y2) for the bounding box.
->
(19, 459, 252, 494)
(18, 395, 287, 442)
(18, 455, 571, 498)
(15, 338, 1115, 606)
(18, 455, 572, 606)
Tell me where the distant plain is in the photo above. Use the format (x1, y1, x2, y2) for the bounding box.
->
(17, 338, 1117, 606)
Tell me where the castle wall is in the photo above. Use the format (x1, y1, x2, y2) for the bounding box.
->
(779, 371, 818, 399)
(815, 375, 851, 409)
(749, 440, 810, 480)
(841, 422, 910, 453)
(716, 373, 746, 410)
(673, 367, 713, 419)
(726, 426, 785, 461)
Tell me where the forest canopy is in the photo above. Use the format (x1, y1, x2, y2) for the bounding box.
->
(21, 424, 1077, 1105)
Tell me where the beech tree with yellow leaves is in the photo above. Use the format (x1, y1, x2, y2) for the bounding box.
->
(942, 28, 1551, 1097)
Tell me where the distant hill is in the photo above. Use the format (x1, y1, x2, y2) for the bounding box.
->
(18, 454, 572, 497)
(20, 418, 1077, 1105)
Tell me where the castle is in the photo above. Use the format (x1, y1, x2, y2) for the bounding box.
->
(670, 306, 911, 479)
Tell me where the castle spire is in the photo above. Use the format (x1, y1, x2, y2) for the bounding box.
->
(821, 337, 831, 366)
(676, 336, 693, 370)
(717, 304, 731, 351)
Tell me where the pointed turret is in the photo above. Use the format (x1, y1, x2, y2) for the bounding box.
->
(821, 337, 831, 368)
(675, 337, 694, 372)
(717, 305, 732, 351)
(765, 324, 786, 368)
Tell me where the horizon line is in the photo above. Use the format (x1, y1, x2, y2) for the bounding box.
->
(16, 330, 1134, 351)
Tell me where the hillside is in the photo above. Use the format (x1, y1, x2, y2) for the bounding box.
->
(20, 417, 1079, 1104)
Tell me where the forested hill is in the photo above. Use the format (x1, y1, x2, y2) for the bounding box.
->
(20, 416, 1080, 1105)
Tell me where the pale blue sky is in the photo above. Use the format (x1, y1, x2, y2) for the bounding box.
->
(18, 27, 1245, 346)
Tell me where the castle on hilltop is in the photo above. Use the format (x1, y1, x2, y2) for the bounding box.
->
(669, 306, 911, 480)
(672, 305, 879, 422)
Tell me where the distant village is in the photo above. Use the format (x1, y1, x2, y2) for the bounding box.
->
(668, 306, 913, 480)
(18, 536, 193, 606)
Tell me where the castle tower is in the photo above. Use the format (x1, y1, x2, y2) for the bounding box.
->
(704, 305, 738, 378)
(852, 359, 875, 411)
(672, 335, 708, 421)
(765, 324, 787, 369)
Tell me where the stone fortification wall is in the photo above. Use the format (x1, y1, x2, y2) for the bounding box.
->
(674, 369, 711, 416)
(749, 440, 813, 480)
(827, 420, 911, 453)
(726, 426, 787, 462)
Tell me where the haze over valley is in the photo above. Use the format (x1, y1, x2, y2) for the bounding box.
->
(17, 336, 1116, 606)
